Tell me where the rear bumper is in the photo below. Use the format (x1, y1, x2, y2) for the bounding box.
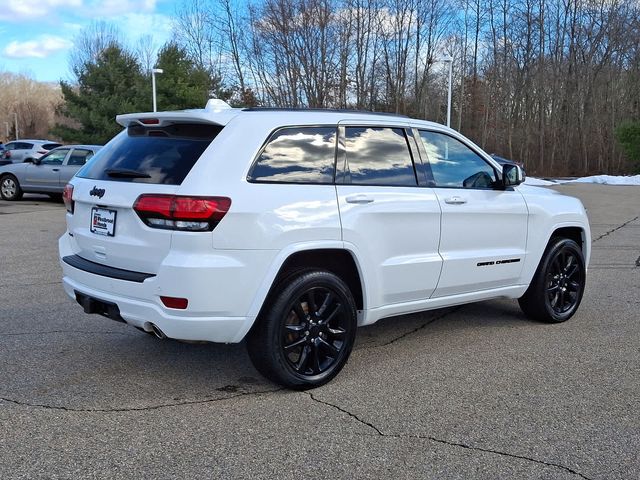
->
(58, 234, 274, 343)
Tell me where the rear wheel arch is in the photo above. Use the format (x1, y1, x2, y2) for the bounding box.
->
(258, 249, 365, 318)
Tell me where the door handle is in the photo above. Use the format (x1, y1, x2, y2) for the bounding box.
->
(52, 168, 60, 172)
(345, 194, 374, 204)
(444, 196, 467, 205)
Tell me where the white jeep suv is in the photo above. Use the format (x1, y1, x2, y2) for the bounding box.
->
(59, 101, 590, 388)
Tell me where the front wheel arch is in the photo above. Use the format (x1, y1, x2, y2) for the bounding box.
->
(519, 237, 586, 323)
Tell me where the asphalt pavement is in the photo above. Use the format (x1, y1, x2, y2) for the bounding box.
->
(1, 186, 638, 479)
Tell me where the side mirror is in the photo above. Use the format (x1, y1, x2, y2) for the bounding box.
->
(502, 163, 525, 187)
(24, 157, 34, 163)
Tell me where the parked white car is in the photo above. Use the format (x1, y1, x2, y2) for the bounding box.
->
(59, 101, 590, 388)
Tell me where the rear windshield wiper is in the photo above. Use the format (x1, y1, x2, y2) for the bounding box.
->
(105, 168, 151, 179)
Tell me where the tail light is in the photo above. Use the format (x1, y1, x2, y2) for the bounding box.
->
(37, 149, 47, 155)
(63, 184, 74, 213)
(133, 195, 231, 231)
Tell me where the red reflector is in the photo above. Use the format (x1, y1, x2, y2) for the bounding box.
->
(63, 184, 74, 213)
(140, 118, 160, 125)
(160, 296, 188, 309)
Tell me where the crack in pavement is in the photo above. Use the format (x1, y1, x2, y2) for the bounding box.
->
(306, 392, 593, 480)
(358, 306, 463, 351)
(592, 216, 639, 243)
(0, 387, 283, 413)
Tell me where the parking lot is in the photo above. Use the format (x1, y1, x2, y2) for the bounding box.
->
(1, 184, 638, 479)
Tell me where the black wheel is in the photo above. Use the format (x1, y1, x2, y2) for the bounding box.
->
(519, 238, 586, 323)
(0, 174, 23, 201)
(246, 270, 357, 389)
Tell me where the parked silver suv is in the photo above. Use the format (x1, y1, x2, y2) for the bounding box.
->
(0, 140, 62, 165)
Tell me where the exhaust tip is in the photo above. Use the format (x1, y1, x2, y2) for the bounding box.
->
(149, 323, 166, 339)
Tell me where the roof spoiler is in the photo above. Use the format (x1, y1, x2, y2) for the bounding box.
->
(116, 99, 238, 127)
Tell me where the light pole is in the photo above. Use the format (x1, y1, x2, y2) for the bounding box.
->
(151, 68, 164, 112)
(438, 55, 453, 128)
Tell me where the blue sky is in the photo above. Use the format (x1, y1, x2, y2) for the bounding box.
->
(0, 0, 176, 83)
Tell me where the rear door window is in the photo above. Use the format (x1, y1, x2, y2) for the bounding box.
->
(67, 149, 94, 166)
(77, 123, 222, 185)
(344, 126, 417, 186)
(248, 127, 337, 184)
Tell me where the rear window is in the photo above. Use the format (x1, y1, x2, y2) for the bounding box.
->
(248, 127, 337, 184)
(76, 123, 222, 184)
(344, 127, 417, 186)
(42, 143, 62, 150)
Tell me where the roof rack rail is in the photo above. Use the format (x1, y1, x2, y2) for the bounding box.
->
(241, 107, 408, 118)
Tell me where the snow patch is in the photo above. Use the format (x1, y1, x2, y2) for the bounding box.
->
(524, 177, 557, 186)
(564, 175, 640, 186)
(524, 175, 640, 186)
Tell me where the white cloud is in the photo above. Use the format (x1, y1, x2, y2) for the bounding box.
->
(3, 35, 74, 59)
(114, 13, 173, 44)
(87, 0, 157, 17)
(0, 0, 82, 21)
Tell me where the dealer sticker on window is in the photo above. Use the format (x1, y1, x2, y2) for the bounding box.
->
(90, 207, 117, 236)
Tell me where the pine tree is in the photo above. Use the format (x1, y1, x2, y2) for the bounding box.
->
(53, 44, 147, 144)
(155, 42, 210, 111)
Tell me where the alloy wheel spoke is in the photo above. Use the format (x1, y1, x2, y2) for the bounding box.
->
(327, 326, 346, 339)
(558, 289, 566, 311)
(318, 338, 339, 356)
(311, 344, 322, 374)
(307, 290, 319, 315)
(565, 264, 579, 279)
(568, 280, 580, 291)
(295, 345, 310, 373)
(550, 290, 559, 308)
(317, 292, 333, 317)
(320, 303, 343, 325)
(284, 337, 307, 352)
(285, 323, 305, 332)
(563, 255, 574, 272)
(293, 303, 307, 323)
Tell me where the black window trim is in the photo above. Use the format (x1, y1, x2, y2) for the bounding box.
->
(338, 124, 420, 188)
(246, 124, 339, 186)
(415, 128, 501, 190)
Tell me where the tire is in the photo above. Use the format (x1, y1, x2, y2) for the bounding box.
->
(519, 237, 586, 323)
(0, 174, 23, 201)
(246, 270, 357, 389)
